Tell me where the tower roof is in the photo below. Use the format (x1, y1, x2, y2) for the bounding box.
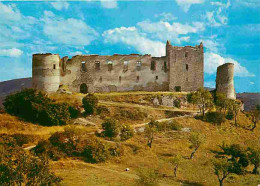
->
(166, 40, 171, 45)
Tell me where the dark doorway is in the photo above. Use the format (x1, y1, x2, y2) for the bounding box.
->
(80, 83, 88, 94)
(175, 86, 181, 92)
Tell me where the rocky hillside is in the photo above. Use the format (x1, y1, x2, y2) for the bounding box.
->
(0, 78, 32, 107)
(237, 93, 260, 111)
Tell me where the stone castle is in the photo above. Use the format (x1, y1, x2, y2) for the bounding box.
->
(32, 40, 204, 93)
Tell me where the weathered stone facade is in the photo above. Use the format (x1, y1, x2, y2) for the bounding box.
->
(32, 41, 204, 93)
(216, 63, 236, 99)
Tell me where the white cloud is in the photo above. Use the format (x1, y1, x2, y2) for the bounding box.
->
(50, 1, 69, 10)
(175, 0, 204, 12)
(0, 48, 23, 57)
(198, 39, 219, 53)
(43, 11, 98, 45)
(102, 27, 165, 57)
(207, 0, 230, 27)
(250, 82, 255, 85)
(100, 0, 117, 8)
(155, 12, 177, 21)
(0, 2, 21, 24)
(137, 20, 204, 44)
(204, 52, 254, 77)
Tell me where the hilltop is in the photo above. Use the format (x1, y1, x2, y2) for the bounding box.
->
(0, 91, 259, 186)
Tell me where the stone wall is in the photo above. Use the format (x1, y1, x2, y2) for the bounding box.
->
(60, 54, 169, 93)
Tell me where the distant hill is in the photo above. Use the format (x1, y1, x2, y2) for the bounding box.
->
(0, 78, 259, 111)
(237, 92, 260, 111)
(0, 78, 32, 107)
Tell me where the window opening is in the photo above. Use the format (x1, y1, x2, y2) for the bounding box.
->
(151, 61, 156, 71)
(136, 61, 141, 71)
(81, 61, 86, 72)
(95, 61, 100, 71)
(107, 61, 113, 71)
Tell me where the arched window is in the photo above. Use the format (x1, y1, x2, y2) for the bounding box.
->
(136, 61, 141, 71)
(186, 64, 189, 71)
(81, 61, 86, 72)
(185, 52, 188, 58)
(95, 61, 100, 71)
(119, 76, 122, 83)
(107, 61, 113, 71)
(136, 76, 140, 82)
(155, 76, 158, 80)
(151, 61, 156, 71)
(123, 61, 128, 72)
(163, 61, 167, 72)
(99, 76, 102, 83)
(80, 83, 88, 94)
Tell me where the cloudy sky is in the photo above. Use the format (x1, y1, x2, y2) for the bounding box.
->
(0, 0, 259, 92)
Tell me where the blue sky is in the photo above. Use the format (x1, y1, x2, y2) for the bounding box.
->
(0, 0, 259, 93)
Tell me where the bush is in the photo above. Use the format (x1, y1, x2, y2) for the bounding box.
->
(82, 137, 110, 163)
(0, 139, 61, 185)
(173, 99, 181, 108)
(0, 134, 36, 147)
(96, 105, 110, 118)
(3, 89, 72, 126)
(136, 168, 159, 186)
(101, 118, 121, 139)
(68, 104, 81, 118)
(155, 120, 183, 131)
(82, 94, 98, 115)
(205, 112, 226, 125)
(33, 140, 64, 161)
(120, 124, 134, 141)
(114, 108, 147, 121)
(226, 110, 234, 120)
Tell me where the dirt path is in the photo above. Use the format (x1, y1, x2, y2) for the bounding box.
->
(99, 101, 198, 113)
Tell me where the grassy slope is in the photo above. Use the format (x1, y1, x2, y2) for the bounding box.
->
(0, 92, 259, 186)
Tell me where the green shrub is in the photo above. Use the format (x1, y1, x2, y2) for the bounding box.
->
(155, 120, 183, 131)
(226, 110, 234, 120)
(173, 99, 181, 108)
(33, 140, 64, 161)
(82, 94, 98, 115)
(97, 105, 110, 118)
(115, 108, 147, 120)
(0, 139, 61, 185)
(3, 89, 72, 126)
(205, 112, 226, 125)
(101, 118, 121, 139)
(68, 104, 81, 118)
(82, 137, 110, 163)
(120, 124, 134, 141)
(0, 134, 36, 147)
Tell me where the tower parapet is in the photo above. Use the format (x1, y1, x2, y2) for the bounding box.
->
(216, 63, 236, 99)
(32, 53, 60, 92)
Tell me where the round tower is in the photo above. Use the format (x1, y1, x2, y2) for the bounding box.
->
(216, 63, 236, 99)
(32, 53, 60, 92)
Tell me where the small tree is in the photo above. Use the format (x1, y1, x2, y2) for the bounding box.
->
(145, 120, 158, 148)
(191, 88, 213, 117)
(215, 93, 229, 114)
(247, 146, 260, 174)
(101, 118, 121, 139)
(120, 124, 134, 141)
(82, 94, 98, 115)
(212, 158, 232, 186)
(247, 104, 260, 131)
(169, 154, 183, 177)
(227, 100, 241, 126)
(205, 112, 226, 125)
(188, 132, 204, 159)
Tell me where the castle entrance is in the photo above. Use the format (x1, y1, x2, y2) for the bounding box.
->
(80, 83, 88, 94)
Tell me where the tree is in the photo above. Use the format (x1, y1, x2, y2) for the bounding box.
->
(212, 158, 233, 186)
(247, 146, 260, 174)
(145, 120, 158, 148)
(247, 104, 260, 131)
(215, 93, 229, 114)
(101, 118, 121, 139)
(188, 132, 204, 159)
(213, 143, 249, 174)
(227, 100, 241, 126)
(205, 112, 226, 125)
(191, 88, 213, 117)
(169, 154, 183, 177)
(82, 94, 98, 115)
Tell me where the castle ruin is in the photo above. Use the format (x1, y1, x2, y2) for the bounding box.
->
(32, 41, 204, 93)
(216, 63, 236, 99)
